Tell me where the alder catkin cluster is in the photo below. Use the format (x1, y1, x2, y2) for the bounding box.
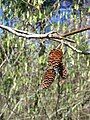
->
(40, 49, 67, 89)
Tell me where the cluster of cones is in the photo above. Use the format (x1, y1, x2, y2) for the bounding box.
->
(40, 49, 67, 89)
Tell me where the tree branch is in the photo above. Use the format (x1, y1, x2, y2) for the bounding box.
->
(1, 24, 90, 42)
(0, 24, 90, 55)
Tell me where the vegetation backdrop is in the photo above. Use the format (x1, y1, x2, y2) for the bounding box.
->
(0, 0, 90, 120)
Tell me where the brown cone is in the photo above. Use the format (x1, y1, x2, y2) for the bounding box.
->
(48, 49, 63, 68)
(41, 68, 56, 89)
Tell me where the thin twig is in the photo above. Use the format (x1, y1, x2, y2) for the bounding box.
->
(0, 59, 7, 68)
(7, 98, 23, 120)
(63, 41, 90, 55)
(61, 26, 90, 37)
(12, 28, 31, 35)
(0, 104, 8, 118)
(40, 99, 50, 120)
(0, 41, 9, 62)
(49, 107, 67, 119)
(55, 76, 61, 118)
